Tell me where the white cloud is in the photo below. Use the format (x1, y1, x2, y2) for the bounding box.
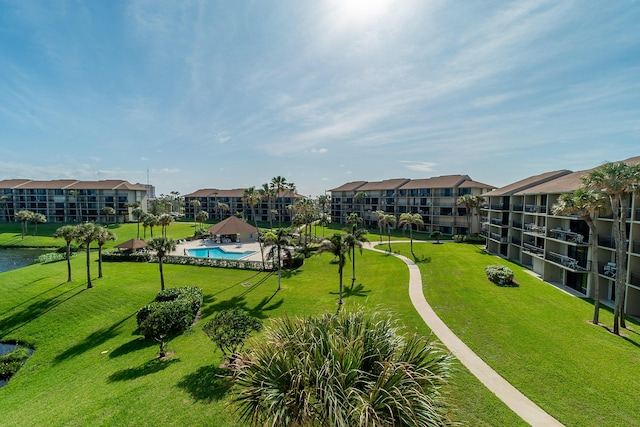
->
(402, 161, 437, 172)
(311, 147, 327, 154)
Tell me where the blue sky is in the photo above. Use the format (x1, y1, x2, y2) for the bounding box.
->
(1, 1, 639, 197)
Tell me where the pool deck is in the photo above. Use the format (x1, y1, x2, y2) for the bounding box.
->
(173, 238, 264, 261)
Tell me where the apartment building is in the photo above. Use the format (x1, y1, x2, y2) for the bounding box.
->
(0, 179, 148, 223)
(482, 156, 640, 316)
(330, 175, 494, 235)
(184, 188, 303, 224)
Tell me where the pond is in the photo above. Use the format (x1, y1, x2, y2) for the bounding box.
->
(0, 342, 34, 388)
(0, 248, 51, 274)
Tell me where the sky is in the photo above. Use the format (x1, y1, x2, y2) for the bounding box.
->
(1, 0, 639, 198)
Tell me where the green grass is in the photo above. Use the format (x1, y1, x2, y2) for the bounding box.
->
(386, 241, 640, 427)
(0, 227, 521, 426)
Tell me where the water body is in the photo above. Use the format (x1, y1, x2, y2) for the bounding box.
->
(187, 247, 256, 260)
(0, 248, 50, 274)
(0, 342, 35, 388)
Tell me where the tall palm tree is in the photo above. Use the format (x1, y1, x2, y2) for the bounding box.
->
(354, 191, 367, 219)
(31, 212, 47, 236)
(132, 208, 145, 239)
(318, 233, 349, 305)
(399, 212, 424, 256)
(317, 194, 331, 236)
(0, 195, 10, 222)
(190, 199, 201, 230)
(101, 206, 115, 225)
(582, 161, 640, 334)
(344, 227, 368, 288)
(243, 187, 265, 269)
(270, 176, 289, 228)
(53, 225, 76, 282)
(472, 195, 486, 236)
(70, 190, 82, 222)
(218, 202, 230, 219)
(74, 222, 99, 289)
(143, 214, 159, 238)
(552, 189, 608, 325)
(95, 226, 116, 278)
(262, 228, 292, 291)
(15, 210, 34, 240)
(456, 194, 475, 236)
(147, 237, 177, 291)
(158, 213, 174, 237)
(379, 214, 397, 252)
(374, 210, 386, 243)
(259, 183, 274, 229)
(196, 210, 209, 232)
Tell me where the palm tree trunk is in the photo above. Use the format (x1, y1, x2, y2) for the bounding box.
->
(338, 262, 344, 305)
(588, 221, 601, 324)
(98, 246, 103, 278)
(66, 242, 72, 282)
(351, 246, 356, 287)
(159, 257, 165, 291)
(277, 245, 281, 291)
(85, 245, 93, 289)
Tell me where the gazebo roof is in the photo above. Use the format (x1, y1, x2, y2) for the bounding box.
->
(115, 238, 148, 250)
(208, 216, 258, 235)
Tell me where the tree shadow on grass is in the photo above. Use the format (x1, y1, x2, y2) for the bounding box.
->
(176, 364, 234, 402)
(107, 358, 180, 382)
(412, 254, 432, 264)
(200, 292, 284, 321)
(342, 283, 371, 298)
(0, 285, 86, 340)
(108, 337, 156, 358)
(53, 313, 135, 364)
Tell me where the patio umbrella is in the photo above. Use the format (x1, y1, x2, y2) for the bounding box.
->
(115, 238, 147, 250)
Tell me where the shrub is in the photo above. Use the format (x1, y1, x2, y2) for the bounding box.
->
(203, 309, 263, 361)
(485, 265, 514, 285)
(33, 252, 70, 264)
(453, 235, 466, 243)
(0, 347, 30, 380)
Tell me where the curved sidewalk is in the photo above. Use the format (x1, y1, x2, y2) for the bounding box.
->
(366, 243, 563, 427)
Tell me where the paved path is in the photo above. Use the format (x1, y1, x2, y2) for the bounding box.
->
(365, 243, 563, 427)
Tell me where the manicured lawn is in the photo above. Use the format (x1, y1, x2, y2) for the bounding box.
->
(386, 241, 640, 427)
(0, 229, 524, 426)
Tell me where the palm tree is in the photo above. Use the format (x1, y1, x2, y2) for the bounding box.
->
(132, 208, 145, 239)
(354, 191, 367, 219)
(374, 210, 386, 243)
(101, 206, 116, 225)
(259, 183, 275, 229)
(95, 226, 116, 278)
(158, 213, 174, 237)
(190, 199, 201, 230)
(344, 228, 368, 288)
(318, 233, 349, 305)
(379, 214, 397, 252)
(317, 194, 331, 236)
(143, 214, 159, 238)
(234, 308, 452, 427)
(399, 212, 424, 256)
(471, 195, 486, 235)
(456, 194, 475, 236)
(15, 210, 34, 240)
(147, 237, 177, 291)
(53, 225, 76, 282)
(270, 176, 289, 228)
(70, 190, 82, 222)
(262, 228, 292, 291)
(196, 210, 209, 232)
(552, 189, 608, 325)
(218, 202, 230, 219)
(242, 187, 265, 269)
(74, 222, 99, 289)
(31, 212, 47, 236)
(582, 161, 640, 334)
(0, 195, 10, 222)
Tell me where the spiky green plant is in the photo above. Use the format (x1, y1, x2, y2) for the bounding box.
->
(234, 308, 452, 427)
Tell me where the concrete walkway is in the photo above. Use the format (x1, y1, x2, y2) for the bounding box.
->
(365, 243, 563, 427)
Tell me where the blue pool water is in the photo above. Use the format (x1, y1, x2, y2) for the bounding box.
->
(187, 247, 256, 260)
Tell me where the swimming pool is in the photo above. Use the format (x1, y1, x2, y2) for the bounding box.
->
(187, 247, 257, 260)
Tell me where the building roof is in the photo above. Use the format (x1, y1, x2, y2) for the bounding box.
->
(514, 170, 589, 195)
(458, 179, 496, 189)
(0, 179, 147, 191)
(208, 215, 259, 235)
(184, 188, 304, 199)
(329, 181, 367, 192)
(357, 178, 410, 191)
(484, 170, 573, 197)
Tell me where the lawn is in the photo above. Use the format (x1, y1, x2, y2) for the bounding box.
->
(386, 241, 640, 427)
(0, 227, 521, 426)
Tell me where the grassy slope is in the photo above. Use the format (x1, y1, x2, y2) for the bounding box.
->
(388, 241, 640, 427)
(0, 234, 521, 426)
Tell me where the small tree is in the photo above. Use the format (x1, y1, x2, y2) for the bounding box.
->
(203, 309, 263, 363)
(95, 226, 116, 278)
(137, 301, 193, 358)
(31, 213, 47, 236)
(147, 237, 177, 291)
(431, 230, 442, 244)
(53, 225, 76, 282)
(15, 210, 34, 239)
(102, 206, 115, 225)
(74, 222, 99, 288)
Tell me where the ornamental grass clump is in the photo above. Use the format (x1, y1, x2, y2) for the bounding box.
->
(485, 265, 515, 286)
(233, 308, 453, 427)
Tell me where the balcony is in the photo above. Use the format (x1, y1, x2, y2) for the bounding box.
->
(598, 235, 615, 249)
(512, 221, 523, 229)
(548, 228, 586, 244)
(524, 223, 546, 235)
(630, 272, 640, 288)
(490, 203, 507, 210)
(511, 237, 522, 246)
(490, 233, 508, 243)
(546, 251, 588, 271)
(513, 204, 524, 212)
(599, 262, 617, 279)
(632, 240, 640, 255)
(490, 218, 507, 226)
(523, 243, 544, 256)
